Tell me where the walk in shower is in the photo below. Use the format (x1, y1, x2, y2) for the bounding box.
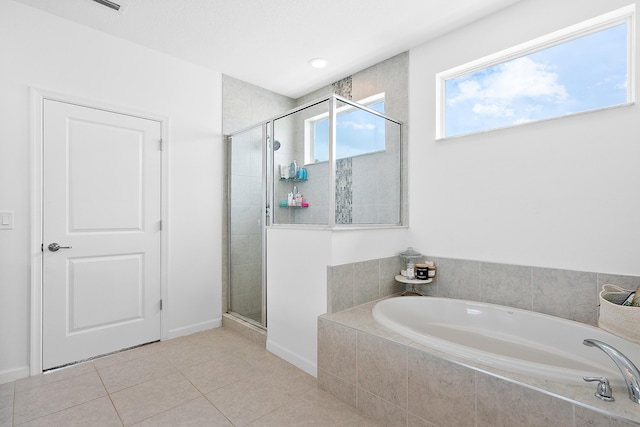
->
(227, 124, 267, 326)
(227, 94, 404, 328)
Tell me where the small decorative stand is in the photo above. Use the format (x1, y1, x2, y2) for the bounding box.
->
(395, 275, 433, 296)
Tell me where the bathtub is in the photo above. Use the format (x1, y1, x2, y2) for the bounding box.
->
(372, 296, 640, 386)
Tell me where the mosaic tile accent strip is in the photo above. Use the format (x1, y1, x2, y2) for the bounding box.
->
(335, 158, 352, 224)
(332, 76, 352, 100)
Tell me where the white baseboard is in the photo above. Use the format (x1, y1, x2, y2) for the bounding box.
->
(0, 365, 30, 384)
(266, 339, 317, 378)
(0, 320, 223, 385)
(167, 317, 222, 340)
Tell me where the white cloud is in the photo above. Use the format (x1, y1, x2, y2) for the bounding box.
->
(615, 79, 627, 90)
(513, 117, 533, 125)
(448, 57, 568, 117)
(456, 80, 483, 101)
(471, 103, 514, 118)
(339, 120, 376, 131)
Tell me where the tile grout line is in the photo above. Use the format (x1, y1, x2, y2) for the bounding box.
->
(11, 382, 15, 427)
(404, 346, 408, 427)
(95, 360, 126, 426)
(100, 348, 203, 425)
(8, 327, 379, 427)
(175, 358, 238, 426)
(12, 367, 106, 426)
(530, 266, 534, 311)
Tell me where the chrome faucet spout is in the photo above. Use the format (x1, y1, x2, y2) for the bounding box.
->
(583, 338, 640, 404)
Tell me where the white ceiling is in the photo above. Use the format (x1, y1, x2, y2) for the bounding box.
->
(13, 0, 520, 98)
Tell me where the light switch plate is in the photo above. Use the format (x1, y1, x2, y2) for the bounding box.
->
(0, 211, 14, 230)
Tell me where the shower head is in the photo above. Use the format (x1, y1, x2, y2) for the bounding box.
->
(91, 0, 121, 10)
(273, 140, 281, 151)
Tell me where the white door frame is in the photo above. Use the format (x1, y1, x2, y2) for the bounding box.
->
(29, 88, 170, 375)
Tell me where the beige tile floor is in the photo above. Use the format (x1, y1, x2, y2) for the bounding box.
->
(0, 327, 381, 426)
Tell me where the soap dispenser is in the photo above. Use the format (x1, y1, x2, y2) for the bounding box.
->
(289, 160, 297, 180)
(295, 188, 302, 206)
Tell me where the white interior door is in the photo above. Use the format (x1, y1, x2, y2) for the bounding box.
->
(42, 99, 162, 370)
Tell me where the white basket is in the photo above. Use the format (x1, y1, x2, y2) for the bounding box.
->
(599, 284, 640, 344)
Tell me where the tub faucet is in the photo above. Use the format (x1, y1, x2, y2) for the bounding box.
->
(583, 338, 640, 404)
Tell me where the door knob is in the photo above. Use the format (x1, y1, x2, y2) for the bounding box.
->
(48, 243, 72, 252)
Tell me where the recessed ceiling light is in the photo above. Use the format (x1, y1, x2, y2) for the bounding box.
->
(308, 58, 328, 69)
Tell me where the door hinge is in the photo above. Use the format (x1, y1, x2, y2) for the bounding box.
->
(159, 139, 164, 151)
(160, 299, 163, 310)
(159, 220, 162, 231)
(41, 243, 43, 252)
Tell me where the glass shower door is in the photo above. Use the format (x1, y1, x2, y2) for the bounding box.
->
(228, 124, 267, 327)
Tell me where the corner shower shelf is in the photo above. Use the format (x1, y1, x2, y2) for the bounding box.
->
(395, 275, 432, 296)
(279, 178, 308, 182)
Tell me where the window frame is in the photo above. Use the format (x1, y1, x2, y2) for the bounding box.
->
(435, 4, 636, 140)
(304, 92, 386, 164)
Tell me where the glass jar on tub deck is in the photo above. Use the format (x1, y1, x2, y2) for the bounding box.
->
(399, 247, 422, 279)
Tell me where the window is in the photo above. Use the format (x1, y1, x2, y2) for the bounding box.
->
(436, 5, 635, 139)
(305, 93, 385, 163)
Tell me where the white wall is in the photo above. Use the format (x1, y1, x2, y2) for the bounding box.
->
(0, 1, 222, 383)
(330, 228, 411, 265)
(265, 55, 412, 376)
(272, 0, 640, 377)
(266, 226, 409, 376)
(266, 228, 332, 376)
(410, 0, 640, 276)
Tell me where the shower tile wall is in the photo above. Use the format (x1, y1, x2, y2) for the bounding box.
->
(272, 102, 327, 225)
(332, 76, 354, 224)
(222, 52, 409, 314)
(229, 129, 263, 320)
(352, 54, 408, 225)
(335, 158, 353, 224)
(222, 76, 296, 134)
(297, 53, 409, 226)
(332, 76, 353, 100)
(286, 161, 330, 224)
(222, 76, 296, 315)
(351, 140, 401, 224)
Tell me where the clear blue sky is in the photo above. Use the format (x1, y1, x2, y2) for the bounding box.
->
(445, 23, 628, 138)
(314, 101, 385, 162)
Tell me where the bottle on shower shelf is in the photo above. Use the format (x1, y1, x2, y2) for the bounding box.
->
(289, 160, 297, 180)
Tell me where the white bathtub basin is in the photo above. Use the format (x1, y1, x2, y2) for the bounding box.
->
(373, 296, 640, 386)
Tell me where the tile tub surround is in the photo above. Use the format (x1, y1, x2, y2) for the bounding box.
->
(329, 255, 640, 326)
(327, 256, 404, 313)
(318, 300, 640, 427)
